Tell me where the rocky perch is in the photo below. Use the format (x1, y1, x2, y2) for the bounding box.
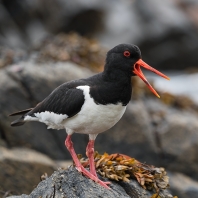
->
(8, 166, 174, 198)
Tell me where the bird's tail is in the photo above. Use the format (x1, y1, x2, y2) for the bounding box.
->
(10, 117, 25, 126)
(9, 108, 33, 127)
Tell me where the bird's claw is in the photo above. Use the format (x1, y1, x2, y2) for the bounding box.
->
(75, 165, 111, 189)
(96, 179, 111, 189)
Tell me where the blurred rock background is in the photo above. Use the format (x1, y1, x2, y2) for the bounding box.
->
(0, 0, 198, 197)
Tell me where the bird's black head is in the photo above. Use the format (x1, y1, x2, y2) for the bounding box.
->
(105, 44, 141, 76)
(104, 43, 170, 98)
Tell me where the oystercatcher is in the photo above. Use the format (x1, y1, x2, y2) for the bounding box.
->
(10, 44, 169, 189)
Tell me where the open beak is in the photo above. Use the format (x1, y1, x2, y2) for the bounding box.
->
(133, 59, 170, 98)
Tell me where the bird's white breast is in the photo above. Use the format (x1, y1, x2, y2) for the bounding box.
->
(64, 86, 126, 135)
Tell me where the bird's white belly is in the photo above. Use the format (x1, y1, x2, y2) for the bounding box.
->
(63, 86, 126, 135)
(64, 101, 126, 135)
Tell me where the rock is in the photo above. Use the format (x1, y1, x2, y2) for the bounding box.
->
(7, 166, 174, 198)
(0, 3, 27, 48)
(169, 172, 198, 198)
(144, 99, 198, 180)
(0, 147, 56, 196)
(6, 61, 93, 102)
(0, 69, 31, 148)
(119, 180, 173, 198)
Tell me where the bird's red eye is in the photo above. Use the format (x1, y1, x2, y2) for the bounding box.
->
(123, 51, 130, 57)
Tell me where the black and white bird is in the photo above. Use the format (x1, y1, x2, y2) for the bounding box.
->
(10, 44, 169, 189)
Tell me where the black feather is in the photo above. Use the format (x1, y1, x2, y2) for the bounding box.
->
(11, 117, 25, 126)
(9, 108, 33, 116)
(26, 81, 86, 118)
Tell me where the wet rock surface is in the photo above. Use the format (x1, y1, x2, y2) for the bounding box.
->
(7, 167, 174, 198)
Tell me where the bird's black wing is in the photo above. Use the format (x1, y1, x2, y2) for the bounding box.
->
(28, 81, 86, 118)
(10, 80, 87, 126)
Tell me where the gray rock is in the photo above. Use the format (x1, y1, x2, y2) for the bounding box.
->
(169, 172, 198, 198)
(7, 166, 173, 198)
(144, 99, 198, 180)
(0, 147, 55, 195)
(119, 180, 173, 198)
(6, 61, 93, 102)
(7, 195, 29, 198)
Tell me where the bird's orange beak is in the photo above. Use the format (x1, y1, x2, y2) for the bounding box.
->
(133, 59, 170, 98)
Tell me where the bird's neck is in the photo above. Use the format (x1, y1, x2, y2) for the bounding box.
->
(90, 68, 132, 106)
(102, 64, 131, 84)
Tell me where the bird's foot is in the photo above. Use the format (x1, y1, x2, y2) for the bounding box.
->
(89, 171, 110, 185)
(76, 165, 111, 189)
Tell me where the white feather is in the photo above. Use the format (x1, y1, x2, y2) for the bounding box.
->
(25, 112, 68, 130)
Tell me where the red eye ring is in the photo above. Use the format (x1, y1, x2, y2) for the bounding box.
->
(123, 51, 130, 57)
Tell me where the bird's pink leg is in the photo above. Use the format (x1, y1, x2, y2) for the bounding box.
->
(65, 135, 110, 189)
(86, 140, 110, 185)
(86, 140, 97, 177)
(65, 135, 83, 171)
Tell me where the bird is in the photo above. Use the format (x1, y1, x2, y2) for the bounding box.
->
(10, 44, 169, 189)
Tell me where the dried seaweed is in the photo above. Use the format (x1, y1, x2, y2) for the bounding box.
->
(79, 152, 169, 193)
